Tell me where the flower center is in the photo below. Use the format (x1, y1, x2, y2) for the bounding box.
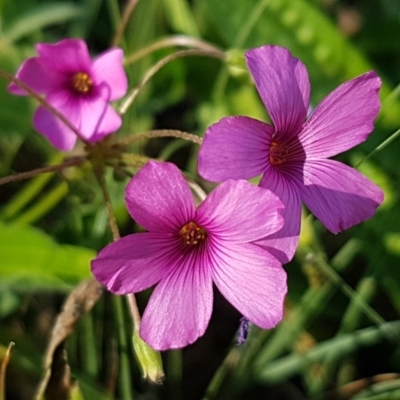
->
(71, 72, 93, 94)
(179, 222, 207, 246)
(270, 141, 289, 165)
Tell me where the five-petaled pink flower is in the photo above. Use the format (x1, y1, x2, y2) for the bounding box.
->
(198, 45, 384, 263)
(8, 39, 128, 151)
(91, 161, 287, 350)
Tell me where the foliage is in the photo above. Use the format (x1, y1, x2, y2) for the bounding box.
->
(1, 0, 400, 399)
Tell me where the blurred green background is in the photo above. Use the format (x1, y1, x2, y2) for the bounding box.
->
(1, 0, 400, 399)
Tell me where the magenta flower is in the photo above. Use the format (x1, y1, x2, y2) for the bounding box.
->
(198, 45, 383, 263)
(8, 39, 128, 151)
(91, 161, 287, 350)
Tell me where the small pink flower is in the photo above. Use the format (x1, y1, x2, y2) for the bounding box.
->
(91, 161, 287, 350)
(198, 45, 384, 263)
(8, 39, 128, 151)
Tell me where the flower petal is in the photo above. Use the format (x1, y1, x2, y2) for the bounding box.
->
(246, 45, 310, 140)
(300, 71, 381, 158)
(300, 159, 384, 233)
(91, 233, 178, 294)
(125, 161, 196, 233)
(257, 166, 302, 263)
(140, 251, 213, 350)
(75, 86, 119, 140)
(92, 48, 128, 101)
(197, 179, 284, 243)
(36, 39, 92, 73)
(33, 94, 79, 151)
(88, 104, 122, 142)
(33, 108, 76, 151)
(8, 58, 64, 95)
(211, 242, 287, 329)
(198, 116, 272, 182)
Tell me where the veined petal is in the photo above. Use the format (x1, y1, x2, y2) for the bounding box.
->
(92, 48, 128, 101)
(91, 233, 178, 295)
(197, 179, 284, 243)
(8, 58, 64, 95)
(126, 161, 196, 233)
(140, 250, 213, 350)
(257, 166, 302, 263)
(300, 71, 381, 158)
(300, 159, 383, 233)
(211, 242, 287, 329)
(36, 39, 92, 73)
(198, 116, 271, 182)
(246, 45, 310, 140)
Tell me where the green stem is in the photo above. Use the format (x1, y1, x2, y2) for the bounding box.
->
(13, 182, 68, 225)
(119, 49, 225, 115)
(256, 321, 400, 385)
(356, 127, 400, 167)
(0, 343, 15, 400)
(212, 0, 269, 102)
(124, 35, 222, 66)
(114, 296, 134, 400)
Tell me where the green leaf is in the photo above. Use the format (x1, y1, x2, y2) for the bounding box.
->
(0, 222, 95, 288)
(256, 321, 400, 385)
(4, 3, 84, 42)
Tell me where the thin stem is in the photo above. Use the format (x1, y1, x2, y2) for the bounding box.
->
(126, 294, 141, 333)
(124, 35, 223, 66)
(305, 252, 385, 327)
(212, 0, 269, 103)
(0, 156, 86, 186)
(93, 167, 120, 241)
(119, 49, 226, 115)
(93, 164, 147, 379)
(234, 0, 269, 48)
(0, 69, 87, 143)
(114, 295, 134, 400)
(356, 127, 400, 167)
(112, 0, 139, 47)
(118, 129, 202, 146)
(0, 342, 15, 400)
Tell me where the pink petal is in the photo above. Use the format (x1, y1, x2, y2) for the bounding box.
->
(198, 116, 272, 182)
(197, 179, 284, 242)
(36, 39, 92, 73)
(91, 233, 178, 295)
(92, 48, 128, 101)
(33, 93, 79, 151)
(76, 86, 119, 140)
(246, 45, 310, 140)
(300, 159, 384, 233)
(140, 251, 213, 350)
(211, 242, 287, 329)
(8, 58, 64, 95)
(88, 104, 122, 143)
(300, 71, 381, 158)
(33, 108, 76, 151)
(126, 161, 196, 233)
(257, 166, 302, 263)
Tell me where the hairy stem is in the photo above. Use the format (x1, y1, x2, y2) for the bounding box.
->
(124, 35, 223, 66)
(0, 156, 86, 186)
(119, 49, 226, 115)
(118, 129, 202, 146)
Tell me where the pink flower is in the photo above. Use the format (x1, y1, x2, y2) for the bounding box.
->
(8, 39, 128, 151)
(198, 45, 383, 263)
(91, 161, 287, 350)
